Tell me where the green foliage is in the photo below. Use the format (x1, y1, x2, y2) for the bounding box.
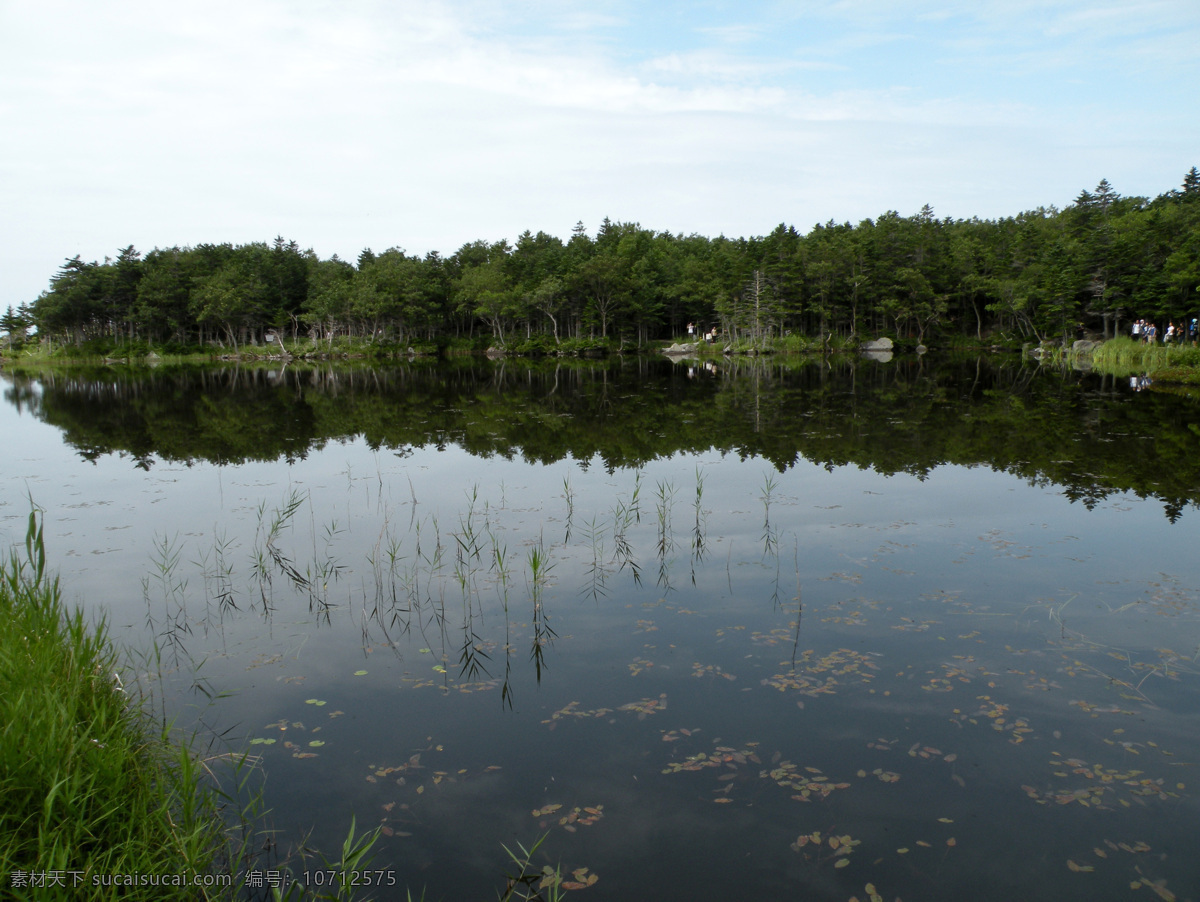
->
(497, 833, 564, 902)
(20, 169, 1200, 353)
(1089, 336, 1200, 372)
(0, 509, 397, 901)
(555, 336, 613, 356)
(508, 333, 558, 357)
(0, 512, 231, 900)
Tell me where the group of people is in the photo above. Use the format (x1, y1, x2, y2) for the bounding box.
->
(686, 322, 720, 344)
(1131, 318, 1198, 344)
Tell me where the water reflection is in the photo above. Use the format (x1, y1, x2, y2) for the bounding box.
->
(3, 355, 1199, 519)
(1, 358, 1198, 900)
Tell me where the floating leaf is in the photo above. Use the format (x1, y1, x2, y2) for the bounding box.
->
(304, 699, 327, 707)
(1140, 880, 1176, 901)
(354, 670, 368, 676)
(834, 858, 850, 868)
(309, 740, 325, 747)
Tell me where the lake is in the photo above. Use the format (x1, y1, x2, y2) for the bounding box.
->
(2, 355, 1198, 902)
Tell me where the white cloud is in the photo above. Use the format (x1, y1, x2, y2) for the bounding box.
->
(0, 0, 1196, 307)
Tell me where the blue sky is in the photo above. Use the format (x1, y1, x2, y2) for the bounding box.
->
(1, 0, 1197, 311)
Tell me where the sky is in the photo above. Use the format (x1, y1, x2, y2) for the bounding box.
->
(1, 0, 1198, 310)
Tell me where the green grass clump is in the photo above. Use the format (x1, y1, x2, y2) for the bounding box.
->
(0, 512, 232, 900)
(1089, 337, 1200, 381)
(1090, 336, 1168, 370)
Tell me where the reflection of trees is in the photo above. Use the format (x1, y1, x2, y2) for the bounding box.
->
(3, 356, 1198, 519)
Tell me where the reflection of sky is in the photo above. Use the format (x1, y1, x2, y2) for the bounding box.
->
(3, 411, 1196, 625)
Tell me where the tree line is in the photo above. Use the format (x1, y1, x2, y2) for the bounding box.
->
(5, 168, 1199, 352)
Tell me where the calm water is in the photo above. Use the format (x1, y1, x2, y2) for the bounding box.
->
(2, 356, 1198, 902)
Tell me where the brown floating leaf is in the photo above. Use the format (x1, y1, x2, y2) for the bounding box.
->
(1142, 880, 1176, 901)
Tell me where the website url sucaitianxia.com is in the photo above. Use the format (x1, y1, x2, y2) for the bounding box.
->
(8, 870, 234, 889)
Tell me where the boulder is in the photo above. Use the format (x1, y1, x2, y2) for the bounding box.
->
(861, 337, 894, 352)
(662, 342, 699, 356)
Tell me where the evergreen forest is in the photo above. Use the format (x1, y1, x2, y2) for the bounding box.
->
(5, 169, 1199, 353)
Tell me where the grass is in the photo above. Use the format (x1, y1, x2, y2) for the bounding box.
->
(1, 501, 583, 902)
(0, 511, 234, 900)
(1086, 337, 1200, 381)
(0, 510, 395, 901)
(0, 333, 624, 365)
